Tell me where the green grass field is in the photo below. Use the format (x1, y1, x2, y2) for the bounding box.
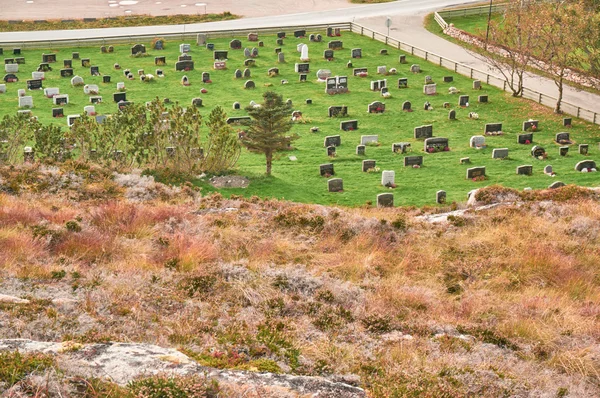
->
(443, 12, 503, 36)
(1, 31, 598, 206)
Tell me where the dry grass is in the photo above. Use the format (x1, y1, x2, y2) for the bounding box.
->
(0, 168, 599, 396)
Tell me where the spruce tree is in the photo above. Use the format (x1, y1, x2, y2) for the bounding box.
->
(241, 91, 298, 176)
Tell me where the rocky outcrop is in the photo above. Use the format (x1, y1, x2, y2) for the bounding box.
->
(0, 339, 365, 398)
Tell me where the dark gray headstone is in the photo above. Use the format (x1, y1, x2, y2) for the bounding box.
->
(362, 159, 376, 172)
(466, 166, 486, 179)
(436, 190, 446, 204)
(320, 163, 334, 176)
(377, 193, 394, 208)
(328, 178, 343, 192)
(516, 165, 533, 175)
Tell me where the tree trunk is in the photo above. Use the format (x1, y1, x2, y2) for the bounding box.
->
(555, 74, 564, 114)
(265, 150, 272, 176)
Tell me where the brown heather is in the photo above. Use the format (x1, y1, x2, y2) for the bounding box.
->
(0, 169, 599, 397)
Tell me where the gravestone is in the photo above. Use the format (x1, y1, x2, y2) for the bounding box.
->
(83, 84, 99, 94)
(459, 95, 469, 106)
(351, 48, 362, 58)
(178, 54, 192, 61)
(180, 43, 191, 53)
(518, 133, 533, 144)
(328, 106, 348, 117)
(18, 96, 33, 108)
(276, 38, 284, 46)
(244, 80, 255, 89)
(424, 75, 433, 84)
(277, 31, 286, 38)
(436, 190, 446, 204)
(466, 166, 486, 179)
(448, 109, 456, 120)
(423, 84, 437, 95)
(63, 59, 72, 68)
(153, 39, 164, 50)
(575, 160, 596, 171)
(42, 53, 57, 63)
(53, 94, 69, 105)
(44, 87, 59, 97)
(299, 74, 307, 82)
(492, 148, 509, 159)
(410, 64, 420, 73)
(377, 193, 394, 208)
(251, 48, 258, 57)
(3, 73, 18, 82)
(206, 43, 215, 51)
(103, 75, 111, 83)
(244, 48, 251, 58)
(192, 98, 203, 107)
(381, 170, 395, 186)
(26, 79, 43, 90)
(516, 165, 533, 176)
(367, 101, 385, 114)
(248, 33, 258, 42)
(155, 56, 166, 65)
(328, 178, 343, 192)
(328, 40, 343, 50)
(370, 79, 386, 91)
(37, 63, 51, 72)
(560, 146, 569, 156)
(5, 63, 18, 73)
(324, 135, 341, 147)
(72, 52, 79, 59)
(268, 67, 279, 76)
(478, 95, 488, 103)
(523, 120, 538, 131)
(81, 59, 90, 67)
(362, 159, 376, 172)
(278, 52, 285, 63)
(90, 66, 100, 76)
(340, 120, 358, 131)
(113, 92, 126, 103)
(379, 49, 388, 55)
(327, 146, 336, 157)
(377, 65, 387, 75)
(294, 30, 306, 38)
(392, 143, 410, 153)
(398, 78, 408, 88)
(460, 157, 470, 165)
(84, 105, 96, 115)
(402, 101, 412, 112)
(243, 59, 255, 67)
(470, 135, 486, 148)
(473, 80, 481, 90)
(320, 163, 334, 176)
(424, 137, 449, 153)
(202, 72, 210, 82)
(175, 61, 194, 71)
(356, 145, 365, 155)
(90, 96, 102, 104)
(243, 68, 251, 78)
(443, 76, 453, 83)
(324, 49, 334, 60)
(70, 75, 84, 86)
(531, 145, 546, 158)
(226, 116, 252, 125)
(485, 123, 502, 134)
(404, 156, 423, 167)
(295, 63, 310, 73)
(213, 50, 228, 60)
(33, 71, 45, 80)
(414, 125, 433, 140)
(197, 33, 207, 45)
(52, 108, 64, 118)
(156, 69, 163, 77)
(563, 118, 572, 127)
(212, 61, 226, 70)
(233, 102, 240, 110)
(234, 69, 242, 78)
(116, 82, 125, 90)
(579, 144, 589, 155)
(360, 135, 378, 145)
(131, 44, 146, 55)
(181, 76, 190, 86)
(555, 132, 571, 144)
(549, 181, 566, 189)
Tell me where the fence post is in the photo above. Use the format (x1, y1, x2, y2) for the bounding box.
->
(398, 43, 401, 50)
(439, 57, 442, 66)
(577, 107, 581, 117)
(385, 37, 388, 45)
(425, 51, 428, 61)
(411, 47, 414, 55)
(486, 75, 490, 84)
(470, 68, 473, 78)
(361, 27, 363, 35)
(503, 81, 506, 91)
(454, 63, 457, 73)
(539, 93, 542, 103)
(372, 32, 375, 39)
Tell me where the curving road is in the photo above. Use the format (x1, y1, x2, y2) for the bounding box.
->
(1, 0, 599, 115)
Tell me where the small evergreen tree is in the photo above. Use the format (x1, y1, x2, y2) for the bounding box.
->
(241, 91, 298, 176)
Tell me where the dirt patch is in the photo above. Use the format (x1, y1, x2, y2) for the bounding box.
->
(209, 175, 250, 189)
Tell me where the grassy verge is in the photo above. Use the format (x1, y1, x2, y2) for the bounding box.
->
(0, 13, 239, 32)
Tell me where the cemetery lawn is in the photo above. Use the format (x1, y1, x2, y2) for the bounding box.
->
(3, 32, 600, 207)
(442, 12, 504, 37)
(0, 13, 239, 32)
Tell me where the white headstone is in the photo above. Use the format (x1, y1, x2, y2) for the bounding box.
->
(469, 135, 486, 148)
(381, 170, 395, 186)
(0, 84, 5, 93)
(116, 82, 125, 90)
(377, 65, 387, 75)
(360, 135, 379, 145)
(44, 87, 60, 97)
(316, 69, 331, 81)
(71, 75, 84, 86)
(423, 84, 437, 95)
(18, 96, 33, 108)
(296, 43, 305, 52)
(17, 89, 26, 97)
(67, 114, 81, 127)
(5, 63, 18, 73)
(83, 84, 99, 94)
(544, 165, 553, 175)
(300, 44, 309, 61)
(84, 105, 96, 115)
(180, 43, 191, 53)
(32, 71, 45, 80)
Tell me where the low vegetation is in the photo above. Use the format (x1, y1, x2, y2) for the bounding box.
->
(0, 179, 599, 396)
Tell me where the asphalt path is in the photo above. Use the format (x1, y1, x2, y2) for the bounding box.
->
(1, 0, 599, 116)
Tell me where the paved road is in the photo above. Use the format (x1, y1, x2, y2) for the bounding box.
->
(1, 0, 599, 116)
